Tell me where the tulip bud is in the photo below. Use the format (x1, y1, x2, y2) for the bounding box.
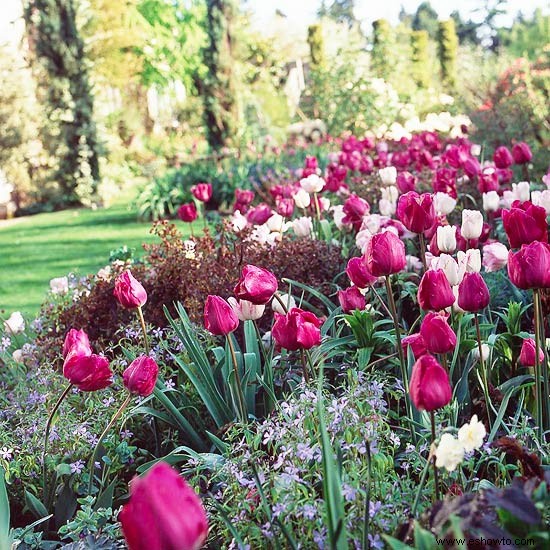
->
(3, 311, 25, 335)
(346, 257, 377, 288)
(402, 333, 427, 360)
(292, 216, 313, 237)
(177, 203, 198, 223)
(420, 312, 457, 354)
(396, 192, 435, 234)
(120, 462, 208, 550)
(378, 199, 396, 217)
(508, 241, 550, 290)
(519, 338, 544, 367)
(271, 293, 297, 314)
(436, 226, 456, 253)
(512, 142, 532, 165)
(276, 198, 295, 218)
(364, 232, 406, 277)
(204, 295, 239, 335)
(272, 308, 322, 350)
(379, 166, 397, 185)
(433, 192, 457, 216)
(409, 354, 452, 412)
(63, 328, 92, 360)
(457, 249, 482, 282)
(113, 271, 147, 309)
(431, 254, 460, 287)
(417, 269, 455, 311)
(123, 356, 159, 397)
(63, 354, 113, 392)
(502, 201, 548, 249)
(227, 297, 265, 321)
(493, 146, 513, 169)
(300, 174, 325, 193)
(247, 204, 273, 225)
(342, 194, 370, 230)
(293, 188, 311, 209)
(482, 242, 508, 272)
(460, 210, 483, 240)
(482, 191, 500, 212)
(396, 171, 416, 193)
(457, 272, 490, 312)
(234, 265, 278, 305)
(338, 286, 366, 313)
(472, 343, 491, 363)
(531, 190, 550, 215)
(191, 182, 212, 202)
(512, 181, 530, 203)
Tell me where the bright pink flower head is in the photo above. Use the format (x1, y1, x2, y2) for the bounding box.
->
(178, 203, 198, 223)
(402, 333, 427, 360)
(493, 146, 513, 169)
(463, 157, 481, 180)
(63, 328, 92, 360)
(113, 271, 147, 309)
(234, 265, 278, 305)
(120, 461, 208, 550)
(396, 171, 416, 193)
(512, 142, 532, 165)
(501, 200, 548, 249)
(417, 269, 455, 311)
(123, 356, 159, 397)
(235, 188, 255, 205)
(204, 295, 239, 335)
(63, 354, 113, 392)
(457, 272, 490, 312)
(191, 183, 212, 203)
(409, 354, 452, 412)
(271, 308, 322, 351)
(338, 286, 366, 313)
(508, 241, 550, 290)
(342, 194, 370, 231)
(276, 198, 295, 218)
(246, 203, 272, 225)
(433, 168, 457, 198)
(477, 168, 499, 193)
(346, 257, 377, 288)
(420, 312, 457, 354)
(396, 192, 435, 234)
(519, 338, 544, 367)
(364, 232, 406, 277)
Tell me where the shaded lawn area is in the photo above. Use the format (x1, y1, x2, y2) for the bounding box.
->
(0, 204, 193, 316)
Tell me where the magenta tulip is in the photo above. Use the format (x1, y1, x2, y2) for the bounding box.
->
(338, 286, 366, 313)
(234, 265, 278, 305)
(363, 232, 406, 277)
(402, 333, 427, 360)
(409, 354, 452, 412)
(63, 354, 113, 392)
(417, 269, 455, 311)
(502, 200, 548, 249)
(204, 295, 239, 335)
(62, 328, 92, 360)
(420, 312, 457, 354)
(123, 356, 159, 397)
(346, 257, 377, 288)
(508, 241, 550, 290)
(191, 183, 212, 203)
(396, 171, 416, 193)
(246, 203, 273, 225)
(457, 272, 490, 312)
(519, 338, 544, 367)
(396, 192, 435, 234)
(113, 271, 147, 309)
(178, 203, 198, 223)
(271, 308, 322, 351)
(493, 146, 513, 169)
(342, 194, 370, 230)
(512, 142, 532, 165)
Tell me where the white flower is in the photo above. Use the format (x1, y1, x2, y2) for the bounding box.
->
(4, 312, 25, 334)
(406, 255, 423, 272)
(381, 186, 399, 203)
(472, 343, 490, 363)
(378, 199, 396, 217)
(266, 214, 290, 233)
(331, 205, 345, 229)
(293, 188, 311, 209)
(300, 174, 325, 194)
(318, 197, 331, 211)
(482, 191, 500, 212)
(433, 192, 457, 216)
(452, 285, 465, 313)
(471, 144, 481, 156)
(461, 210, 483, 240)
(531, 189, 550, 215)
(12, 349, 24, 363)
(360, 214, 382, 235)
(482, 242, 508, 272)
(512, 181, 530, 203)
(500, 190, 515, 210)
(249, 224, 271, 245)
(378, 166, 397, 186)
(96, 265, 112, 280)
(227, 297, 265, 321)
(272, 293, 297, 314)
(432, 254, 460, 286)
(50, 276, 69, 295)
(355, 229, 372, 254)
(457, 249, 482, 281)
(292, 216, 313, 237)
(183, 240, 196, 260)
(435, 433, 465, 472)
(231, 210, 248, 231)
(436, 226, 456, 254)
(458, 415, 486, 452)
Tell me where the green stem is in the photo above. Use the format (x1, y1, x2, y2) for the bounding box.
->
(474, 313, 492, 427)
(430, 411, 440, 502)
(136, 306, 149, 355)
(227, 336, 248, 423)
(88, 394, 132, 494)
(361, 442, 372, 549)
(300, 349, 310, 383)
(43, 383, 73, 499)
(411, 450, 432, 517)
(533, 290, 547, 437)
(418, 233, 428, 272)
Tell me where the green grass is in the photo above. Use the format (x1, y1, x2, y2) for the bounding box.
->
(0, 202, 193, 316)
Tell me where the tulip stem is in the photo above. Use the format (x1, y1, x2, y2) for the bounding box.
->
(300, 349, 310, 383)
(368, 284, 393, 320)
(533, 290, 548, 436)
(474, 313, 492, 427)
(313, 192, 322, 223)
(411, 446, 433, 518)
(136, 306, 149, 356)
(418, 233, 428, 272)
(385, 276, 415, 443)
(226, 336, 248, 424)
(430, 411, 440, 502)
(43, 383, 73, 499)
(88, 394, 132, 495)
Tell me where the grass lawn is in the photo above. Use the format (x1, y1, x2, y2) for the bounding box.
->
(0, 201, 194, 317)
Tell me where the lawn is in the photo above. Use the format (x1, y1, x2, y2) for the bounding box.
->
(0, 202, 192, 316)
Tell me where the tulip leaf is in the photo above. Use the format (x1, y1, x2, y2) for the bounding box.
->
(24, 490, 48, 520)
(0, 467, 10, 548)
(282, 278, 337, 312)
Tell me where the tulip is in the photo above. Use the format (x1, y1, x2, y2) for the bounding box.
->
(493, 146, 513, 169)
(402, 333, 427, 360)
(482, 191, 500, 212)
(501, 201, 548, 248)
(276, 198, 294, 218)
(396, 171, 416, 193)
(436, 226, 456, 253)
(381, 186, 399, 204)
(338, 286, 366, 313)
(417, 269, 455, 311)
(457, 272, 490, 312)
(177, 203, 198, 223)
(363, 232, 406, 277)
(271, 308, 322, 351)
(433, 192, 456, 216)
(190, 183, 212, 203)
(508, 241, 550, 289)
(379, 166, 397, 185)
(246, 203, 273, 225)
(433, 168, 457, 198)
(234, 265, 278, 305)
(113, 271, 147, 309)
(511, 182, 530, 204)
(420, 312, 457, 354)
(63, 354, 113, 392)
(271, 293, 296, 315)
(477, 168, 499, 193)
(123, 356, 159, 397)
(63, 328, 92, 360)
(204, 295, 239, 335)
(457, 249, 482, 283)
(378, 199, 396, 217)
(482, 242, 508, 272)
(292, 216, 313, 237)
(120, 461, 208, 550)
(396, 192, 435, 234)
(431, 254, 460, 287)
(342, 194, 370, 230)
(460, 210, 483, 240)
(235, 188, 255, 206)
(519, 338, 544, 367)
(409, 354, 452, 412)
(512, 142, 532, 165)
(300, 174, 325, 193)
(293, 188, 311, 209)
(346, 257, 377, 288)
(463, 157, 481, 179)
(227, 297, 265, 321)
(3, 311, 25, 334)
(531, 190, 550, 215)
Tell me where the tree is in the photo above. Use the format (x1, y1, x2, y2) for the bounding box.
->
(450, 10, 480, 45)
(437, 19, 458, 90)
(24, 0, 101, 206)
(412, 2, 439, 39)
(201, 0, 238, 150)
(410, 30, 430, 89)
(371, 19, 394, 80)
(318, 0, 357, 28)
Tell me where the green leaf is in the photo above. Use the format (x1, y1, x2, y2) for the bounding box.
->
(0, 467, 10, 547)
(25, 490, 48, 520)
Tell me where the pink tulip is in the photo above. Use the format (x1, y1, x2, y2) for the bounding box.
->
(271, 308, 322, 350)
(123, 356, 159, 397)
(191, 183, 212, 203)
(409, 354, 452, 412)
(364, 232, 406, 277)
(113, 271, 147, 309)
(234, 265, 278, 305)
(204, 295, 239, 335)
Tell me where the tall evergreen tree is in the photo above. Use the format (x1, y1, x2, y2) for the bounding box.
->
(318, 0, 357, 28)
(24, 0, 101, 206)
(371, 19, 394, 80)
(437, 19, 458, 90)
(412, 2, 439, 39)
(411, 30, 430, 89)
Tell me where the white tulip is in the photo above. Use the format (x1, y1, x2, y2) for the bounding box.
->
(381, 186, 399, 203)
(457, 249, 482, 282)
(4, 312, 25, 334)
(436, 226, 456, 253)
(378, 166, 397, 185)
(292, 216, 313, 237)
(433, 192, 457, 216)
(531, 189, 550, 215)
(482, 191, 500, 212)
(272, 293, 297, 314)
(432, 254, 460, 286)
(293, 188, 311, 209)
(378, 199, 396, 217)
(300, 174, 325, 194)
(512, 181, 530, 203)
(460, 210, 483, 240)
(227, 297, 265, 321)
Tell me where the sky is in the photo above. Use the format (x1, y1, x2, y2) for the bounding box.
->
(248, 0, 549, 30)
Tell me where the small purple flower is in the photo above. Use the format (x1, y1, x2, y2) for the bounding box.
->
(120, 429, 133, 440)
(70, 460, 85, 474)
(165, 379, 176, 390)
